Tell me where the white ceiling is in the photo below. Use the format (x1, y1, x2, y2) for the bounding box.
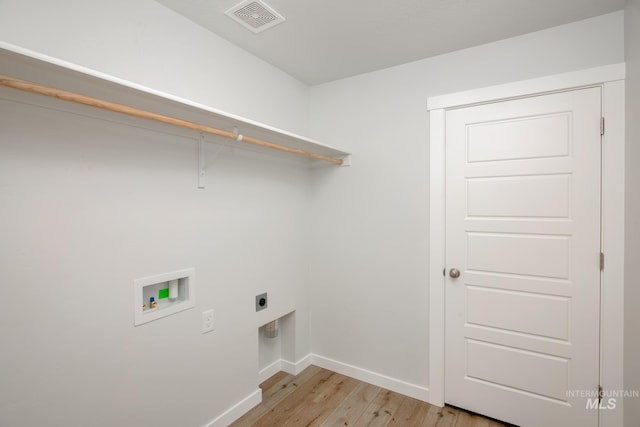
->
(154, 0, 624, 85)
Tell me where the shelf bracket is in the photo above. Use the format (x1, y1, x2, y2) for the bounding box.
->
(198, 133, 205, 189)
(233, 126, 243, 142)
(340, 154, 353, 166)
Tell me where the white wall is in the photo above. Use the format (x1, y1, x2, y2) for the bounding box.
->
(0, 2, 632, 425)
(0, 1, 312, 426)
(625, 1, 640, 425)
(0, 78, 311, 427)
(0, 0, 309, 135)
(308, 11, 624, 391)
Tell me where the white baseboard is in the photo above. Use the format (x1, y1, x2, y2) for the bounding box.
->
(281, 353, 312, 375)
(212, 353, 431, 426)
(311, 354, 430, 403)
(258, 359, 283, 384)
(203, 388, 261, 427)
(258, 354, 314, 383)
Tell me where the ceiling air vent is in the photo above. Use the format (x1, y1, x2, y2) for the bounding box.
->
(225, 0, 285, 34)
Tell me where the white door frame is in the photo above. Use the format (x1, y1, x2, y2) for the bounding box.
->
(427, 63, 626, 427)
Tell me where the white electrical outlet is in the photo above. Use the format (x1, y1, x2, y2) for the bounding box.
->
(201, 309, 215, 334)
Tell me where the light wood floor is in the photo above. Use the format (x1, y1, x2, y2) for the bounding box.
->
(231, 365, 508, 427)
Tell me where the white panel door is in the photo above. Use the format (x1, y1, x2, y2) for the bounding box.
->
(445, 87, 602, 427)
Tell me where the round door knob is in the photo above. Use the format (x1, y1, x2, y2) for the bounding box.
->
(449, 268, 460, 278)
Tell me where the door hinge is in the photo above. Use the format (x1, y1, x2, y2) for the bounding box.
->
(598, 385, 604, 404)
(601, 117, 605, 136)
(600, 252, 605, 271)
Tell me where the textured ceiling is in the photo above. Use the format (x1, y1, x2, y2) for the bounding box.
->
(155, 0, 624, 85)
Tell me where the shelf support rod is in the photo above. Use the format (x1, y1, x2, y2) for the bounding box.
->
(0, 73, 344, 166)
(198, 133, 205, 189)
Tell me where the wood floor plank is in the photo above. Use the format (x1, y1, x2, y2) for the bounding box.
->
(259, 370, 290, 393)
(231, 366, 507, 427)
(283, 372, 360, 427)
(353, 388, 405, 427)
(387, 396, 426, 427)
(453, 409, 508, 427)
(408, 402, 433, 426)
(231, 366, 323, 427)
(419, 404, 459, 427)
(454, 410, 481, 427)
(249, 368, 335, 426)
(263, 365, 323, 406)
(320, 382, 382, 427)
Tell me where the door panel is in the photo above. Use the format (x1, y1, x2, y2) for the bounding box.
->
(467, 174, 571, 218)
(466, 339, 570, 401)
(467, 232, 571, 279)
(466, 113, 571, 162)
(445, 88, 601, 427)
(466, 286, 570, 339)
